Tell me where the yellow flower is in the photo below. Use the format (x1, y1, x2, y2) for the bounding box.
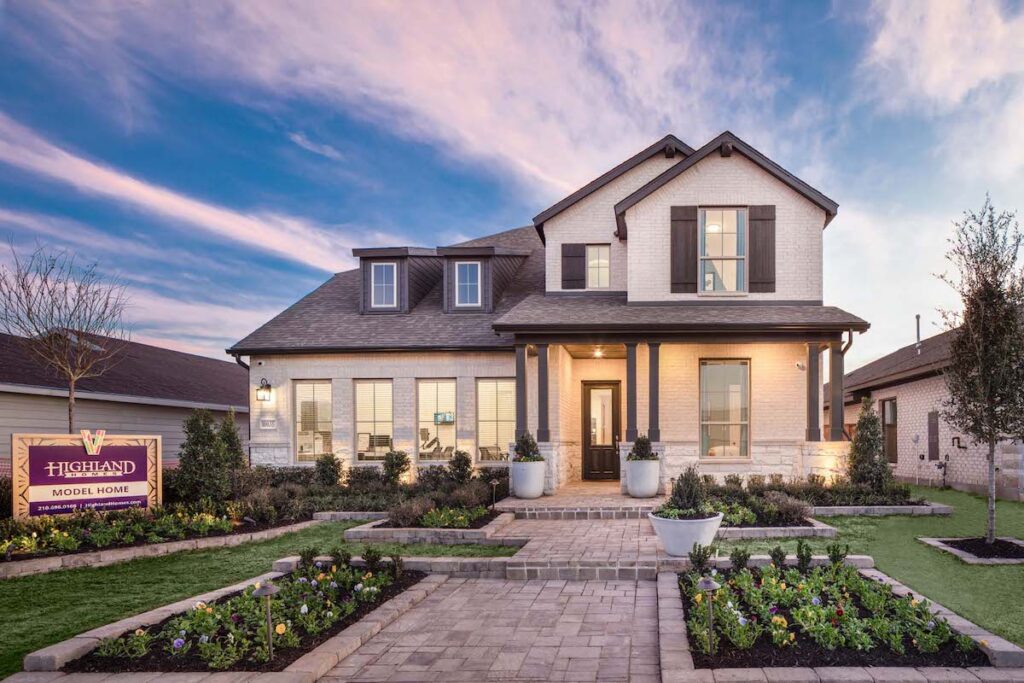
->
(980, 640, 989, 648)
(253, 582, 261, 590)
(205, 607, 213, 614)
(364, 572, 373, 579)
(779, 583, 787, 590)
(331, 565, 337, 573)
(797, 584, 805, 591)
(134, 629, 146, 637)
(694, 593, 703, 604)
(275, 623, 286, 635)
(911, 599, 920, 607)
(195, 601, 207, 610)
(771, 616, 788, 628)
(789, 633, 796, 642)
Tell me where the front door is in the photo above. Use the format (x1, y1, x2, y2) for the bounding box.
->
(583, 381, 621, 480)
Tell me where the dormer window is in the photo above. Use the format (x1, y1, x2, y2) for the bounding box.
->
(699, 208, 746, 293)
(371, 262, 397, 308)
(455, 261, 481, 307)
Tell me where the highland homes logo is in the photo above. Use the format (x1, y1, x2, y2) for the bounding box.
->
(82, 429, 106, 455)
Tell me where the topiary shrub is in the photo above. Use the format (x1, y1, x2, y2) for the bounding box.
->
(513, 432, 543, 462)
(382, 450, 410, 486)
(314, 453, 343, 487)
(175, 410, 232, 504)
(218, 408, 247, 470)
(848, 397, 894, 492)
(669, 466, 706, 511)
(448, 450, 474, 484)
(627, 434, 658, 461)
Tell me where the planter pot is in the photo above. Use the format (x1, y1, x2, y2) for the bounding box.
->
(511, 460, 545, 499)
(648, 512, 724, 557)
(627, 459, 660, 498)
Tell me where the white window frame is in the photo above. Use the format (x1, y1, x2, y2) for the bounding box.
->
(293, 380, 333, 464)
(585, 244, 611, 290)
(698, 208, 748, 295)
(454, 261, 482, 307)
(698, 358, 751, 460)
(370, 262, 398, 309)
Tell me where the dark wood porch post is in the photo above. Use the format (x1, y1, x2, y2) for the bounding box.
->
(537, 343, 550, 442)
(515, 343, 528, 438)
(625, 342, 638, 441)
(829, 341, 845, 441)
(806, 343, 821, 442)
(648, 342, 660, 442)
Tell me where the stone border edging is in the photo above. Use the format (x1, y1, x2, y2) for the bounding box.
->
(498, 504, 661, 520)
(716, 518, 837, 539)
(918, 538, 1024, 566)
(811, 502, 953, 517)
(1, 520, 323, 581)
(313, 511, 388, 521)
(656, 564, 1024, 683)
(23, 570, 285, 671)
(342, 512, 517, 545)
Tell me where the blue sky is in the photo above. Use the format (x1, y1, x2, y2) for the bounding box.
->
(0, 0, 1022, 369)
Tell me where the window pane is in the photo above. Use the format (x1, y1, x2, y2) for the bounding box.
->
(296, 382, 332, 462)
(700, 361, 749, 459)
(356, 380, 392, 461)
(701, 259, 743, 292)
(456, 263, 480, 306)
(589, 388, 613, 446)
(372, 264, 396, 307)
(586, 245, 610, 289)
(418, 380, 457, 460)
(477, 378, 515, 461)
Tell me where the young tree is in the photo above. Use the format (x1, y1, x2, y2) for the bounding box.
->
(939, 196, 1024, 544)
(847, 397, 892, 491)
(176, 409, 232, 503)
(218, 408, 247, 469)
(0, 244, 129, 432)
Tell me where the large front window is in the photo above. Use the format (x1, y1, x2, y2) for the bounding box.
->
(881, 398, 897, 463)
(455, 261, 481, 307)
(355, 380, 393, 460)
(700, 359, 749, 459)
(418, 379, 456, 460)
(477, 378, 515, 461)
(700, 208, 746, 293)
(371, 262, 397, 308)
(295, 381, 332, 463)
(586, 244, 610, 289)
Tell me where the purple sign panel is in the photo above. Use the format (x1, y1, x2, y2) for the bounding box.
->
(27, 444, 150, 516)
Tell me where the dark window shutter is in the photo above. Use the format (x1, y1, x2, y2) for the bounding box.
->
(670, 206, 698, 293)
(561, 243, 586, 289)
(748, 205, 776, 293)
(927, 411, 939, 461)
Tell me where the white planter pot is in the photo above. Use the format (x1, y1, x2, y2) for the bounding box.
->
(511, 460, 545, 499)
(627, 460, 660, 498)
(648, 512, 724, 557)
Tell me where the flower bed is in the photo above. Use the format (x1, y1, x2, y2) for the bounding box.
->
(380, 505, 497, 530)
(64, 556, 423, 673)
(677, 561, 988, 669)
(733, 473, 923, 507)
(658, 471, 813, 528)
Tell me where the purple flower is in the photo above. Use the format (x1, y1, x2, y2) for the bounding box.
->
(812, 597, 821, 606)
(769, 606, 779, 614)
(315, 561, 322, 568)
(927, 621, 935, 630)
(230, 613, 241, 623)
(330, 581, 338, 589)
(172, 638, 185, 650)
(298, 577, 308, 584)
(311, 580, 318, 587)
(738, 616, 748, 626)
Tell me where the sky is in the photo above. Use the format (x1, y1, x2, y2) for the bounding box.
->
(0, 0, 1022, 370)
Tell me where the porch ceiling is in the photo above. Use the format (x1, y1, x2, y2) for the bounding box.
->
(563, 343, 627, 359)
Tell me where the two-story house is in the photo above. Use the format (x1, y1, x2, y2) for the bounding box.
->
(229, 132, 868, 494)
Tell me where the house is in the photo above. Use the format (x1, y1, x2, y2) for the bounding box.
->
(0, 333, 249, 476)
(824, 328, 1024, 501)
(229, 131, 868, 494)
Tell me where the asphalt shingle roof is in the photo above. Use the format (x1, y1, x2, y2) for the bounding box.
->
(0, 333, 248, 408)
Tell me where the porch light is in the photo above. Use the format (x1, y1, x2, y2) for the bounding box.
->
(252, 581, 281, 659)
(593, 347, 604, 358)
(256, 378, 273, 402)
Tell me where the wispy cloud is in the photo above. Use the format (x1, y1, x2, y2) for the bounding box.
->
(0, 112, 403, 272)
(287, 131, 343, 161)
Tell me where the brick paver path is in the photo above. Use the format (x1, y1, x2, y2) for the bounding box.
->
(498, 518, 661, 566)
(496, 481, 667, 513)
(324, 577, 660, 682)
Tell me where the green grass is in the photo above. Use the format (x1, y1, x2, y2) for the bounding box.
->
(717, 486, 1024, 648)
(0, 520, 516, 678)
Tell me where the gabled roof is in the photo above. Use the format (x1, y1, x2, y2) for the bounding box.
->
(531, 134, 694, 243)
(0, 332, 248, 410)
(613, 131, 839, 239)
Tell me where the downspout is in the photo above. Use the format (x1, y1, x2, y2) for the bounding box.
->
(232, 354, 252, 466)
(233, 354, 250, 370)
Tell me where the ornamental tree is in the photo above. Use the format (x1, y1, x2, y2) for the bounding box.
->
(939, 196, 1024, 544)
(176, 409, 232, 503)
(847, 397, 892, 491)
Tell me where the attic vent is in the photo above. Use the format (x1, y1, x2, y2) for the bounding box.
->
(720, 142, 734, 157)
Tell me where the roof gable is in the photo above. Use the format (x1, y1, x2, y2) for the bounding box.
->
(532, 134, 694, 243)
(613, 131, 839, 239)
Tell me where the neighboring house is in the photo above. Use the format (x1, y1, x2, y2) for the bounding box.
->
(230, 131, 868, 494)
(0, 333, 249, 476)
(824, 330, 1024, 501)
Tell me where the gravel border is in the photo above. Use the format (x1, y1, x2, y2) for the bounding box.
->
(918, 538, 1024, 565)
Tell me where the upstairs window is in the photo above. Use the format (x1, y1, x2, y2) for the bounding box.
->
(371, 262, 397, 308)
(455, 261, 481, 307)
(586, 244, 610, 289)
(700, 208, 746, 293)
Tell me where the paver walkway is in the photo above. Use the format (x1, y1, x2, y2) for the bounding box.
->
(496, 482, 667, 515)
(323, 577, 660, 682)
(497, 517, 661, 566)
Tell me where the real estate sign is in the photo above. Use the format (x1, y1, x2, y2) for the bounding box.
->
(11, 432, 161, 519)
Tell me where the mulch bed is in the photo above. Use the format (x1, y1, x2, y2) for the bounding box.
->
(944, 537, 1024, 559)
(377, 509, 501, 530)
(3, 518, 315, 564)
(64, 570, 426, 674)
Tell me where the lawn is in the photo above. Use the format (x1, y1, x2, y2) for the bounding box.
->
(0, 519, 516, 678)
(716, 486, 1024, 649)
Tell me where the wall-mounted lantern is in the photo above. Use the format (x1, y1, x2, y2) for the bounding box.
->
(256, 378, 273, 402)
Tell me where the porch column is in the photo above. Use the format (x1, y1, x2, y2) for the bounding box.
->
(625, 342, 638, 441)
(515, 343, 528, 438)
(806, 343, 821, 442)
(829, 341, 845, 441)
(648, 342, 661, 442)
(536, 343, 550, 442)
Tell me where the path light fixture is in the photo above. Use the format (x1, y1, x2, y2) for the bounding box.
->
(256, 378, 273, 402)
(490, 478, 499, 510)
(696, 575, 721, 656)
(252, 582, 280, 659)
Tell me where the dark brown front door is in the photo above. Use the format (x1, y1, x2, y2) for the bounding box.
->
(583, 381, 621, 480)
